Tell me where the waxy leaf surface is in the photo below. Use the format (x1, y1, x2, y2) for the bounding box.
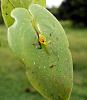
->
(8, 4, 73, 100)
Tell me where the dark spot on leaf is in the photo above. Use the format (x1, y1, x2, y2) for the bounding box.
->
(51, 93, 53, 97)
(25, 87, 36, 93)
(49, 64, 56, 68)
(6, 12, 8, 15)
(32, 71, 34, 74)
(25, 88, 31, 93)
(50, 33, 52, 36)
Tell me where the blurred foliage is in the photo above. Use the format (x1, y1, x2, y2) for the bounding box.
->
(58, 0, 87, 27)
(48, 0, 87, 27)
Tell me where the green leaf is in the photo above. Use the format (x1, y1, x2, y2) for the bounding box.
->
(1, 0, 14, 27)
(8, 8, 33, 58)
(8, 4, 73, 100)
(1, 0, 32, 27)
(32, 0, 46, 7)
(1, 0, 46, 27)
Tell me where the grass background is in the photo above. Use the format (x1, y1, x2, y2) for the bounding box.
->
(0, 21, 87, 100)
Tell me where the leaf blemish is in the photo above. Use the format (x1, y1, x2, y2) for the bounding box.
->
(32, 71, 34, 74)
(5, 13, 8, 15)
(49, 64, 56, 68)
(25, 88, 31, 93)
(50, 33, 52, 37)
